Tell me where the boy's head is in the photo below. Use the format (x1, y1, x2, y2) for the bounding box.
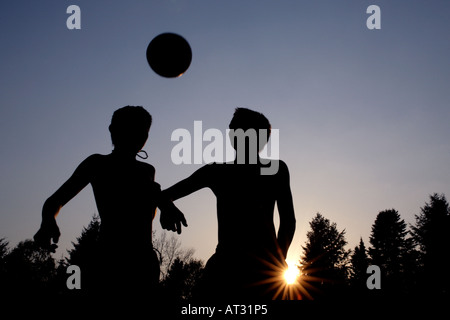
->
(229, 108, 271, 153)
(109, 106, 152, 153)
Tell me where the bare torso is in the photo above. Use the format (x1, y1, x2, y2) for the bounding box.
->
(88, 154, 158, 247)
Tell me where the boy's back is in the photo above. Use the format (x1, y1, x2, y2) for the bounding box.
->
(64, 152, 161, 296)
(88, 153, 158, 247)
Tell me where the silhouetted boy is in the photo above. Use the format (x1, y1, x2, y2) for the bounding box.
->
(34, 106, 162, 299)
(160, 108, 296, 300)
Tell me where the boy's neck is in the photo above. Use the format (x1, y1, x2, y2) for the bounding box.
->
(233, 153, 261, 165)
(111, 148, 137, 161)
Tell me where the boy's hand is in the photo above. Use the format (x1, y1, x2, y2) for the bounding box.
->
(33, 218, 60, 253)
(160, 204, 188, 234)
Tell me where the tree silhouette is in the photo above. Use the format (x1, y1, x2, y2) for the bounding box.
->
(0, 238, 8, 258)
(64, 215, 203, 299)
(160, 256, 204, 301)
(0, 238, 8, 268)
(300, 213, 350, 299)
(368, 209, 416, 295)
(3, 239, 57, 297)
(67, 215, 101, 263)
(350, 238, 369, 290)
(66, 214, 101, 294)
(153, 230, 195, 281)
(411, 193, 450, 296)
(0, 238, 9, 293)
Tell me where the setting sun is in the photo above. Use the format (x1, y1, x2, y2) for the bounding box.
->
(284, 261, 300, 285)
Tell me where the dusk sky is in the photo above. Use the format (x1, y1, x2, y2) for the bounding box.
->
(1, 0, 449, 264)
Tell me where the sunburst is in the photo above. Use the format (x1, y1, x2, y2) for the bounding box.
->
(248, 251, 323, 300)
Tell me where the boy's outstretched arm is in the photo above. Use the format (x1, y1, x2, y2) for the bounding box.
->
(34, 155, 94, 251)
(276, 161, 296, 260)
(159, 165, 210, 234)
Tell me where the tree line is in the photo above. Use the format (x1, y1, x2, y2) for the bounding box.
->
(0, 215, 203, 301)
(0, 193, 449, 300)
(299, 193, 450, 300)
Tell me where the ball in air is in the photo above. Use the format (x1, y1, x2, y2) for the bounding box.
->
(146, 33, 192, 78)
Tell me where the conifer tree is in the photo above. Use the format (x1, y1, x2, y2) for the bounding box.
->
(350, 238, 369, 289)
(368, 209, 413, 293)
(411, 193, 450, 295)
(300, 213, 350, 298)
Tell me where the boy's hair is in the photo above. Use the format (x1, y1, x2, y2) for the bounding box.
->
(109, 106, 152, 146)
(229, 108, 271, 136)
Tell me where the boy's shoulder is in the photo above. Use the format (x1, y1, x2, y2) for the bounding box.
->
(261, 158, 289, 177)
(86, 153, 105, 160)
(277, 159, 289, 172)
(136, 159, 155, 170)
(83, 153, 107, 166)
(204, 159, 289, 175)
(136, 159, 156, 177)
(83, 154, 155, 172)
(78, 153, 104, 167)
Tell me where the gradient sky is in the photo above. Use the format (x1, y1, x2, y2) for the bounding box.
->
(1, 0, 449, 264)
